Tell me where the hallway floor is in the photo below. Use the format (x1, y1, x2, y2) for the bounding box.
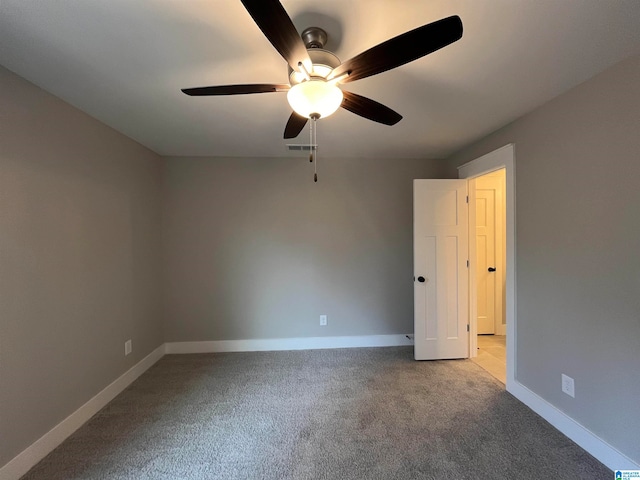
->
(472, 335, 506, 384)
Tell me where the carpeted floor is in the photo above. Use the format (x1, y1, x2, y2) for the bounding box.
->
(21, 347, 611, 479)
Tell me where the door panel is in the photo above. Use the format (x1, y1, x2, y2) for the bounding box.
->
(475, 170, 505, 335)
(476, 188, 496, 334)
(444, 236, 460, 338)
(414, 180, 469, 360)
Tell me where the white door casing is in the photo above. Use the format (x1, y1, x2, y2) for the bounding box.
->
(414, 180, 469, 360)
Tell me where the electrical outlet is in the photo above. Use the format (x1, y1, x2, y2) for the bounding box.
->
(125, 340, 132, 356)
(561, 374, 575, 398)
(319, 315, 328, 326)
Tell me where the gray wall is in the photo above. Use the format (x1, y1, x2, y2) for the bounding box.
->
(0, 67, 163, 466)
(446, 55, 640, 463)
(162, 156, 450, 341)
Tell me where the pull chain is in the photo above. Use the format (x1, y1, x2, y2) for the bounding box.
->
(313, 117, 318, 182)
(309, 117, 313, 164)
(308, 114, 319, 182)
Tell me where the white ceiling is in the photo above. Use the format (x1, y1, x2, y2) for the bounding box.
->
(2, 1, 640, 159)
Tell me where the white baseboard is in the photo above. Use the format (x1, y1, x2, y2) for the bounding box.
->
(508, 380, 639, 471)
(0, 345, 165, 480)
(165, 334, 414, 354)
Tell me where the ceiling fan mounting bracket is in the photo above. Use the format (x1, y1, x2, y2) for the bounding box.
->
(301, 27, 328, 49)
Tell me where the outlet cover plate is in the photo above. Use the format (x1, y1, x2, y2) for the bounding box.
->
(125, 340, 132, 356)
(319, 315, 327, 326)
(561, 374, 575, 397)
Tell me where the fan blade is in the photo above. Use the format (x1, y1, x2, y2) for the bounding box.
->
(240, 0, 312, 72)
(182, 84, 290, 96)
(284, 112, 309, 139)
(341, 91, 402, 126)
(328, 16, 462, 83)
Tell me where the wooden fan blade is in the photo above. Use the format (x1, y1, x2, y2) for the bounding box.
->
(240, 0, 312, 72)
(328, 16, 462, 83)
(284, 112, 309, 139)
(181, 84, 290, 96)
(340, 91, 402, 126)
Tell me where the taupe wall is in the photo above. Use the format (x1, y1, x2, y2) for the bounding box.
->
(446, 55, 640, 463)
(162, 156, 450, 341)
(0, 67, 163, 466)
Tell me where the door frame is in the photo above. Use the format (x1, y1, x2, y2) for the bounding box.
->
(458, 144, 516, 389)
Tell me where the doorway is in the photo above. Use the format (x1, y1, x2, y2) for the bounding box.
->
(413, 145, 515, 387)
(458, 144, 515, 390)
(470, 169, 506, 383)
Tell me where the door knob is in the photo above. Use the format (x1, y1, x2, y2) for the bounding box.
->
(417, 276, 426, 282)
(488, 267, 496, 272)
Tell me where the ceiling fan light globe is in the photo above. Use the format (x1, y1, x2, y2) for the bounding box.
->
(287, 80, 343, 119)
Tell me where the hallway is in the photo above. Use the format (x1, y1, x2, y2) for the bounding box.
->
(472, 335, 506, 384)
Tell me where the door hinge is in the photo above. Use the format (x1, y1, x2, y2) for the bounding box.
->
(466, 195, 469, 203)
(467, 324, 470, 332)
(466, 260, 469, 267)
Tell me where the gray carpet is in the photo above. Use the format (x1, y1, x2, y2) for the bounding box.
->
(22, 347, 611, 479)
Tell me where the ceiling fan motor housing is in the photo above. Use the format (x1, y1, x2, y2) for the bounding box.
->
(288, 27, 341, 85)
(288, 48, 341, 84)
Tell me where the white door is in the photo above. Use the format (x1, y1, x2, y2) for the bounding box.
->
(475, 172, 505, 335)
(414, 180, 469, 360)
(476, 187, 496, 334)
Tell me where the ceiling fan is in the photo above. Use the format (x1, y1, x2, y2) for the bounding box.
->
(182, 0, 463, 140)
